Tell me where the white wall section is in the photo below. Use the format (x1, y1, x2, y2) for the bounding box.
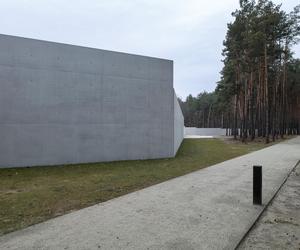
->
(0, 34, 183, 168)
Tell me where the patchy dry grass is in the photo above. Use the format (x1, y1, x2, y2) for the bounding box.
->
(0, 138, 286, 235)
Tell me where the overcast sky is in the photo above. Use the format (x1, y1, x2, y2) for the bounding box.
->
(1, 0, 299, 99)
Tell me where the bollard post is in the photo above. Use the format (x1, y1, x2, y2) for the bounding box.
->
(253, 165, 262, 205)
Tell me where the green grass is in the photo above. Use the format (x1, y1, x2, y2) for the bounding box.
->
(0, 138, 283, 235)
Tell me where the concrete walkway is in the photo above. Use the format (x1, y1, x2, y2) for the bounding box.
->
(1, 137, 299, 250)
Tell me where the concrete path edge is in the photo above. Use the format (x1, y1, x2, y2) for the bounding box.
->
(234, 159, 300, 249)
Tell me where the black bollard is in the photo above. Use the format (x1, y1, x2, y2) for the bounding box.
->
(253, 165, 262, 205)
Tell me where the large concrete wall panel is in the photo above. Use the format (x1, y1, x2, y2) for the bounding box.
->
(0, 34, 176, 168)
(173, 91, 184, 155)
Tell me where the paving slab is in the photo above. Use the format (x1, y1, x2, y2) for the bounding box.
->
(1, 137, 299, 250)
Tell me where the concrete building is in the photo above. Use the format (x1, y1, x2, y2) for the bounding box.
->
(0, 34, 184, 168)
(184, 127, 227, 137)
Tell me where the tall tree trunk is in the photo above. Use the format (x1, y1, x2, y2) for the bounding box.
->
(207, 104, 212, 128)
(250, 71, 255, 140)
(281, 42, 288, 138)
(264, 43, 270, 144)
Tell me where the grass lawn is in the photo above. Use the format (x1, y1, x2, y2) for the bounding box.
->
(0, 138, 287, 235)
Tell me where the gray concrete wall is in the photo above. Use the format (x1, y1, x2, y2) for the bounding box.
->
(184, 127, 227, 137)
(0, 34, 180, 168)
(173, 91, 184, 155)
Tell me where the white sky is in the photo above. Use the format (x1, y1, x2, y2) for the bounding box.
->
(0, 0, 299, 99)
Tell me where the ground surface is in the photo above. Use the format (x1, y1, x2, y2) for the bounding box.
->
(0, 137, 299, 250)
(239, 161, 300, 250)
(0, 138, 270, 235)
